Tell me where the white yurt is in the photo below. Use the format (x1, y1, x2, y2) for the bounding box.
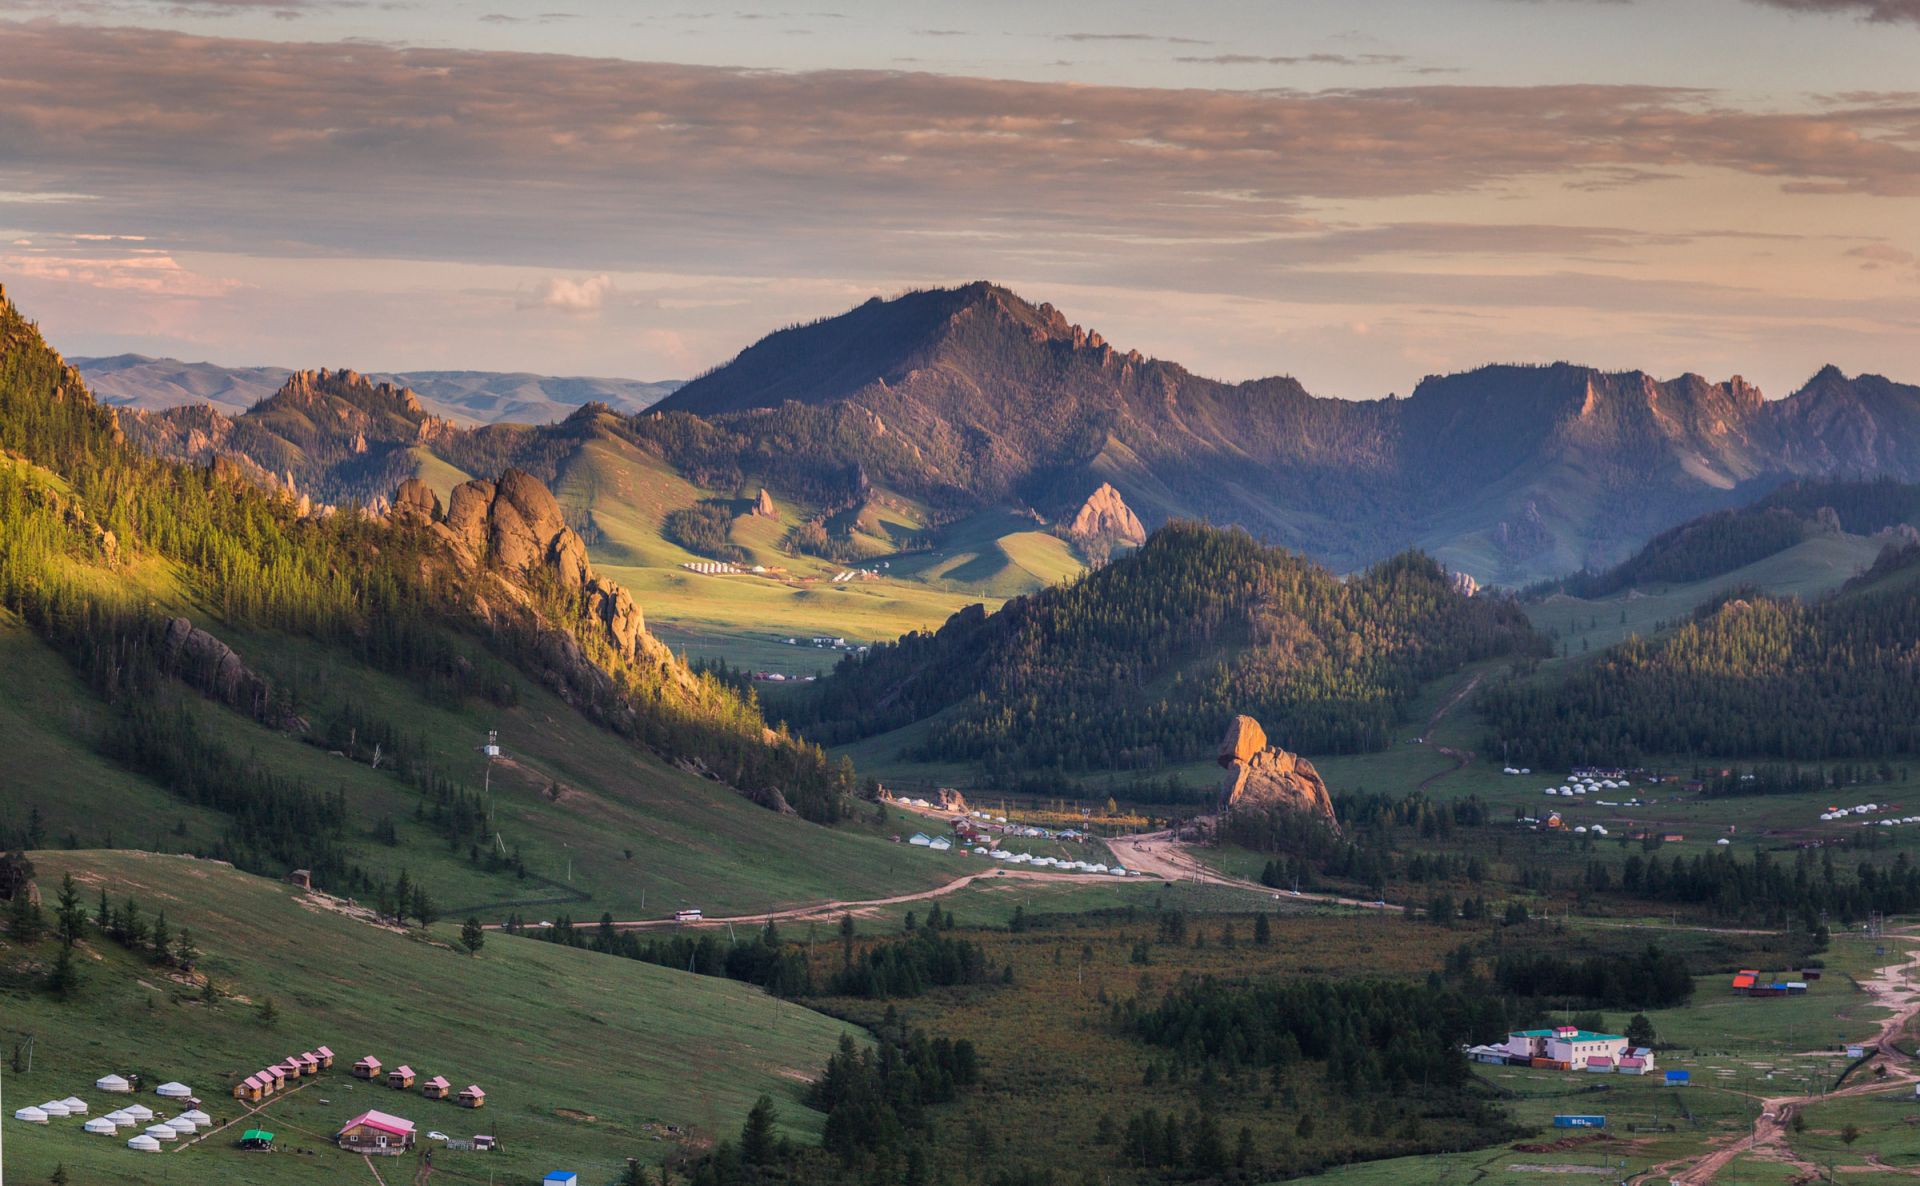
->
(127, 1133, 163, 1152)
(123, 1103, 154, 1122)
(155, 1081, 193, 1099)
(13, 1106, 50, 1124)
(104, 1110, 137, 1127)
(84, 1117, 120, 1135)
(61, 1096, 89, 1115)
(95, 1073, 132, 1093)
(39, 1100, 72, 1118)
(179, 1109, 211, 1128)
(145, 1123, 179, 1140)
(165, 1117, 198, 1136)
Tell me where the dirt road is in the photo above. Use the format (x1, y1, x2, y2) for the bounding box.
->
(1108, 829, 1403, 912)
(1649, 930, 1920, 1184)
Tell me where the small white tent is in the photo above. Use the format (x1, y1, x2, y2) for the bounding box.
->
(145, 1123, 179, 1140)
(104, 1110, 137, 1127)
(95, 1074, 131, 1093)
(155, 1081, 193, 1099)
(122, 1103, 154, 1121)
(127, 1134, 163, 1152)
(179, 1109, 211, 1128)
(85, 1117, 120, 1135)
(39, 1100, 72, 1118)
(61, 1096, 89, 1115)
(14, 1106, 50, 1124)
(165, 1117, 198, 1136)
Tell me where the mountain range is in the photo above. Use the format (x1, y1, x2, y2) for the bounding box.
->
(105, 282, 1920, 585)
(77, 353, 679, 425)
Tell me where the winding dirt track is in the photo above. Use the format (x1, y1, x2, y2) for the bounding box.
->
(1107, 830, 1404, 912)
(1642, 929, 1920, 1184)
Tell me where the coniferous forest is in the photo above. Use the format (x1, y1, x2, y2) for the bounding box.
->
(1483, 546, 1920, 765)
(792, 524, 1545, 776)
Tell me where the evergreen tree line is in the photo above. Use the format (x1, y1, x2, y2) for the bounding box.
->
(1482, 548, 1920, 764)
(1489, 945, 1694, 1010)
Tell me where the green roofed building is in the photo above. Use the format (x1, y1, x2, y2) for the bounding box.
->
(1504, 1027, 1630, 1067)
(239, 1129, 275, 1149)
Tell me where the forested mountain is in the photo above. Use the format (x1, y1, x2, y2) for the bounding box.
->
(78, 353, 677, 423)
(1480, 541, 1920, 765)
(0, 283, 857, 869)
(790, 523, 1545, 780)
(104, 283, 1920, 587)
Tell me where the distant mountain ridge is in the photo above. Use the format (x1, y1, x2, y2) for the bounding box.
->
(660, 282, 1920, 582)
(76, 353, 679, 425)
(105, 283, 1920, 584)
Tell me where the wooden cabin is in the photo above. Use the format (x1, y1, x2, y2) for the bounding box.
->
(353, 1056, 382, 1080)
(337, 1109, 416, 1154)
(262, 1066, 287, 1092)
(458, 1085, 486, 1109)
(387, 1065, 416, 1090)
(422, 1076, 452, 1101)
(315, 1046, 335, 1069)
(298, 1052, 321, 1076)
(233, 1075, 264, 1103)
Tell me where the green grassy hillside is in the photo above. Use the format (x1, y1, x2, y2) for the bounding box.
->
(0, 850, 861, 1185)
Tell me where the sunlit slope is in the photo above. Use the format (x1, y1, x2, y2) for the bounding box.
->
(0, 850, 859, 1186)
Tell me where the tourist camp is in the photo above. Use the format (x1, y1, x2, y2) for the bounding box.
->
(1500, 1028, 1641, 1071)
(337, 1109, 417, 1153)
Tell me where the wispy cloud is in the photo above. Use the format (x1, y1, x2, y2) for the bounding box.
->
(1175, 52, 1407, 66)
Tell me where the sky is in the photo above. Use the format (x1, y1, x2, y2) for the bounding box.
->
(2, 0, 1918, 399)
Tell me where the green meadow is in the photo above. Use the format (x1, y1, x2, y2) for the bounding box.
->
(0, 851, 864, 1186)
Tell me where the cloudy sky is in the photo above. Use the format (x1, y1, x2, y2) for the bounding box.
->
(3, 1, 1918, 398)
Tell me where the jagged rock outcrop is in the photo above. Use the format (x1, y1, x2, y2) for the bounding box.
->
(158, 616, 303, 729)
(753, 487, 778, 518)
(1068, 482, 1147, 547)
(1450, 570, 1480, 598)
(386, 468, 667, 685)
(1217, 714, 1338, 828)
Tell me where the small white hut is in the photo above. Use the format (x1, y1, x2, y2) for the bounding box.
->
(155, 1081, 193, 1099)
(60, 1096, 88, 1115)
(127, 1134, 163, 1152)
(144, 1123, 180, 1141)
(84, 1116, 120, 1135)
(13, 1106, 50, 1124)
(95, 1074, 132, 1093)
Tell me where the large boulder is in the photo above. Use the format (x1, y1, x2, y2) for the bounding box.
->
(1068, 482, 1147, 547)
(1217, 715, 1337, 829)
(390, 478, 441, 525)
(488, 468, 567, 574)
(443, 478, 495, 554)
(753, 488, 778, 518)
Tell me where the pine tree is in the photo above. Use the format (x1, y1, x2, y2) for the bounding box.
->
(460, 917, 486, 956)
(55, 873, 85, 948)
(175, 928, 199, 968)
(1254, 912, 1272, 945)
(150, 910, 172, 965)
(411, 885, 436, 928)
(740, 1094, 778, 1166)
(8, 887, 44, 944)
(49, 942, 81, 1000)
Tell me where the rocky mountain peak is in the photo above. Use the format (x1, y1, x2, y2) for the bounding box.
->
(272, 367, 428, 419)
(1217, 714, 1339, 828)
(1068, 482, 1147, 547)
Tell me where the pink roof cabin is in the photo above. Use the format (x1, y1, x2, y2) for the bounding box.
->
(422, 1076, 452, 1100)
(315, 1045, 335, 1068)
(337, 1109, 417, 1152)
(458, 1084, 486, 1109)
(353, 1056, 382, 1079)
(388, 1065, 416, 1089)
(299, 1052, 321, 1074)
(263, 1065, 287, 1087)
(234, 1074, 265, 1100)
(1585, 1055, 1616, 1071)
